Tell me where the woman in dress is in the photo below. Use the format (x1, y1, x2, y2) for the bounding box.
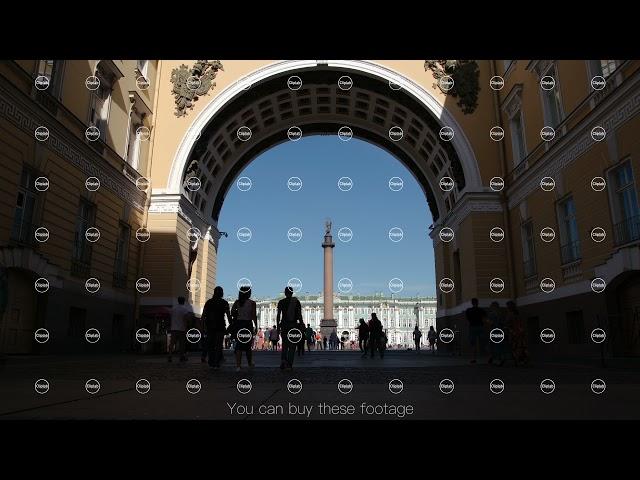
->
(256, 327, 264, 350)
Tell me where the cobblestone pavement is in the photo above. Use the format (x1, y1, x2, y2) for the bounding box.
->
(1, 351, 639, 420)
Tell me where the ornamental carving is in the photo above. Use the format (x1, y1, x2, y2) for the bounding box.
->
(424, 60, 480, 114)
(171, 60, 224, 117)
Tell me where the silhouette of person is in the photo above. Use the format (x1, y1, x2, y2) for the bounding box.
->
(368, 313, 383, 358)
(230, 286, 258, 372)
(329, 329, 338, 350)
(487, 301, 506, 366)
(427, 325, 438, 355)
(168, 296, 194, 363)
(413, 325, 422, 353)
(305, 323, 314, 352)
(277, 286, 304, 369)
(506, 300, 529, 366)
(358, 318, 369, 357)
(269, 325, 279, 350)
(201, 286, 231, 369)
(323, 336, 328, 350)
(466, 298, 486, 364)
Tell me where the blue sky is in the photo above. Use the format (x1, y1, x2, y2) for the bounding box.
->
(216, 135, 436, 299)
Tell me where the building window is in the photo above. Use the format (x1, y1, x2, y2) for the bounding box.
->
(510, 109, 527, 164)
(71, 198, 96, 277)
(541, 65, 564, 128)
(113, 222, 130, 288)
(11, 167, 39, 245)
(557, 196, 581, 264)
(137, 60, 149, 80)
(590, 60, 618, 79)
(610, 161, 640, 245)
(68, 307, 87, 339)
(36, 60, 64, 97)
(566, 310, 585, 344)
(503, 60, 513, 72)
(89, 66, 113, 142)
(521, 220, 537, 278)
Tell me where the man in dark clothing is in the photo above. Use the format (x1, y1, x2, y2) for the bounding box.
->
(305, 324, 315, 352)
(368, 313, 383, 358)
(466, 298, 486, 364)
(277, 286, 304, 369)
(201, 286, 232, 369)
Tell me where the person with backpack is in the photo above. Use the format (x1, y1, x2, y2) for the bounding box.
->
(413, 325, 423, 353)
(277, 286, 304, 369)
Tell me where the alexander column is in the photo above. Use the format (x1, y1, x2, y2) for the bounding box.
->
(320, 219, 336, 339)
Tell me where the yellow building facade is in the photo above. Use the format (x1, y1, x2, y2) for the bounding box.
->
(0, 59, 638, 356)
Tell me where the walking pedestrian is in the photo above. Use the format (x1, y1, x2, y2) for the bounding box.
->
(305, 324, 315, 352)
(277, 286, 304, 369)
(269, 325, 279, 351)
(358, 318, 369, 357)
(201, 286, 231, 369)
(368, 313, 383, 358)
(168, 296, 194, 363)
(413, 325, 422, 353)
(230, 286, 258, 372)
(427, 325, 437, 355)
(466, 298, 486, 364)
(506, 300, 529, 366)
